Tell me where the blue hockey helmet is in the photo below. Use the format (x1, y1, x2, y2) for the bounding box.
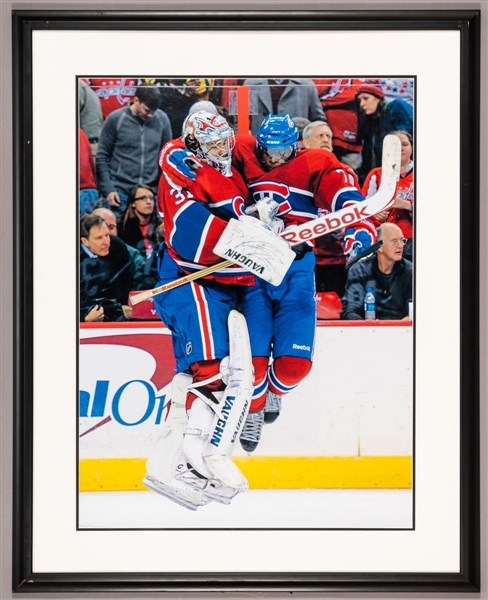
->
(256, 114, 299, 170)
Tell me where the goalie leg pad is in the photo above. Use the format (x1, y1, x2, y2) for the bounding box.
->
(144, 373, 210, 509)
(204, 310, 254, 458)
(183, 398, 217, 480)
(146, 373, 190, 481)
(183, 311, 253, 493)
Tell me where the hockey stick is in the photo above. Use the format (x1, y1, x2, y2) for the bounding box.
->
(280, 134, 401, 245)
(345, 240, 384, 269)
(130, 259, 234, 304)
(130, 135, 400, 306)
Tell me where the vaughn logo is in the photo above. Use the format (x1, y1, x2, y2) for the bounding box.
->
(224, 249, 265, 274)
(210, 395, 236, 447)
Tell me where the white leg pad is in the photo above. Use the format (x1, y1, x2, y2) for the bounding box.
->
(204, 310, 254, 458)
(182, 311, 253, 494)
(144, 373, 210, 509)
(183, 398, 216, 480)
(146, 373, 190, 481)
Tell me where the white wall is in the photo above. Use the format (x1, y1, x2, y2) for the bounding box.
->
(79, 323, 413, 459)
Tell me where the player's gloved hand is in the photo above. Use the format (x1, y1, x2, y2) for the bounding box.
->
(246, 198, 283, 234)
(159, 143, 202, 190)
(291, 242, 312, 260)
(343, 220, 377, 264)
(246, 197, 280, 224)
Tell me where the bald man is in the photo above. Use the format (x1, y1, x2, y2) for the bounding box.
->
(340, 223, 412, 321)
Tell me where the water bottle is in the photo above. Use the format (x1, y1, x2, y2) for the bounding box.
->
(364, 287, 376, 321)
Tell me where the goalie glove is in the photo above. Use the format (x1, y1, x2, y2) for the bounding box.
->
(343, 220, 377, 264)
(245, 198, 284, 235)
(159, 144, 202, 190)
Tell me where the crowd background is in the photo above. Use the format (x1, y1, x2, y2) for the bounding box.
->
(79, 77, 414, 322)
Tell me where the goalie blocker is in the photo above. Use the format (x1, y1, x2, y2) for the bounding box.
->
(213, 215, 296, 286)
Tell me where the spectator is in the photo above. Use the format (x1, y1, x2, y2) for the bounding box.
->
(302, 121, 359, 297)
(380, 78, 414, 104)
(313, 78, 364, 169)
(356, 80, 413, 185)
(362, 130, 414, 261)
(79, 79, 103, 159)
(79, 128, 99, 216)
(292, 117, 310, 149)
(92, 206, 154, 291)
(302, 120, 333, 151)
(243, 78, 325, 135)
(159, 78, 215, 136)
(79, 214, 133, 322)
(96, 83, 172, 215)
(87, 77, 139, 120)
(91, 207, 118, 235)
(341, 223, 412, 321)
(188, 100, 219, 116)
(117, 184, 163, 261)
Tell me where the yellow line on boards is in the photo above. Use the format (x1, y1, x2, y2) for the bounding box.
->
(79, 456, 412, 492)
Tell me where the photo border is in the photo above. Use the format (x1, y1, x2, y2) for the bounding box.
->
(12, 9, 480, 593)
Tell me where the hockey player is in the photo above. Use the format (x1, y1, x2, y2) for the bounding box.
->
(160, 114, 376, 453)
(234, 115, 376, 450)
(143, 112, 259, 509)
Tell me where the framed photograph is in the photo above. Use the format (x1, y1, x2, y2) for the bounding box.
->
(12, 9, 480, 593)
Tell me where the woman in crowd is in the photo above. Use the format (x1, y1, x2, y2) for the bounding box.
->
(117, 184, 164, 287)
(355, 81, 413, 185)
(362, 130, 414, 261)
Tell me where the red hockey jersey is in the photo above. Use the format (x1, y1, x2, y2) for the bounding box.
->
(88, 78, 139, 120)
(158, 140, 254, 286)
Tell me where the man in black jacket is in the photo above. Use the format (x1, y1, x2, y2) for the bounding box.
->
(341, 222, 412, 320)
(80, 214, 133, 322)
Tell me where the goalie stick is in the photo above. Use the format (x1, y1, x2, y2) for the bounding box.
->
(130, 135, 401, 306)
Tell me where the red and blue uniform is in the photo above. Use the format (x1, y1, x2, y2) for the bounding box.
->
(154, 141, 253, 406)
(232, 136, 367, 411)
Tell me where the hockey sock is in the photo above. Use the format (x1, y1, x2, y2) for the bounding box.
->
(187, 359, 225, 410)
(248, 356, 269, 413)
(269, 356, 312, 395)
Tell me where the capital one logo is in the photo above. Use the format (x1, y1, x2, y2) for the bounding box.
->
(79, 332, 176, 431)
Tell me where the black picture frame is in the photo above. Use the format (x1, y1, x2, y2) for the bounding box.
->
(12, 9, 480, 593)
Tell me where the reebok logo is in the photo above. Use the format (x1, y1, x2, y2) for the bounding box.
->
(293, 344, 311, 351)
(282, 205, 370, 244)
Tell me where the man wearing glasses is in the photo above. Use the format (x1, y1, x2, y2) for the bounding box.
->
(340, 222, 413, 321)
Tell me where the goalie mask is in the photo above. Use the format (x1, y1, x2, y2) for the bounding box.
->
(182, 111, 235, 177)
(256, 114, 299, 170)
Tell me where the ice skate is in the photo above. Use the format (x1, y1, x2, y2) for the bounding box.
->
(239, 409, 264, 452)
(264, 391, 282, 424)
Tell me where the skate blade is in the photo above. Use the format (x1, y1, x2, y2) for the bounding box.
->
(176, 473, 236, 505)
(142, 475, 208, 511)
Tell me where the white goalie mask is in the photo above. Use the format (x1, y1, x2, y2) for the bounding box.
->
(182, 111, 235, 177)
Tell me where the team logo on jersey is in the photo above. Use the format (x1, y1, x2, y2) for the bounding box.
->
(249, 181, 292, 215)
(94, 78, 137, 106)
(186, 342, 193, 355)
